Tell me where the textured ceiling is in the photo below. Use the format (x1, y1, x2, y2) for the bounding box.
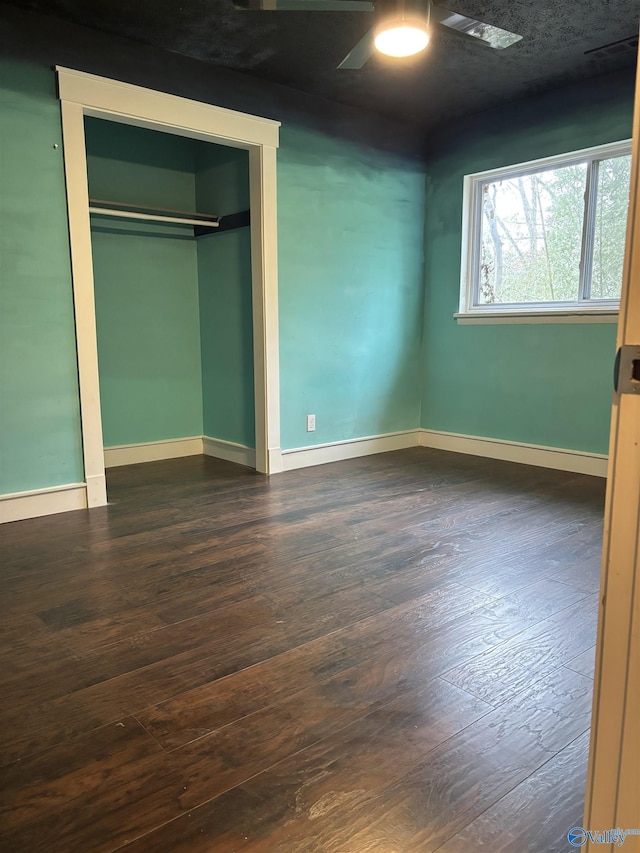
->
(5, 0, 640, 128)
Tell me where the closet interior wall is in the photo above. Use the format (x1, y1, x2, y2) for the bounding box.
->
(84, 118, 254, 469)
(196, 144, 254, 451)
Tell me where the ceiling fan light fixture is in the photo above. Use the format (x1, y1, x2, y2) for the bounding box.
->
(374, 19, 430, 57)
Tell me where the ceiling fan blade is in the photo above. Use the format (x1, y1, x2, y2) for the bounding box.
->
(337, 28, 375, 69)
(234, 0, 373, 10)
(432, 6, 522, 49)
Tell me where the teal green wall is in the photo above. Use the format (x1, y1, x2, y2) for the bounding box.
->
(0, 62, 425, 494)
(278, 126, 425, 449)
(421, 88, 633, 454)
(5, 55, 626, 499)
(90, 231, 203, 446)
(84, 118, 198, 209)
(0, 60, 83, 493)
(196, 144, 250, 217)
(85, 119, 203, 447)
(196, 145, 255, 447)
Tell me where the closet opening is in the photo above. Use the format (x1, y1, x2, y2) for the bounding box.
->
(84, 118, 256, 493)
(57, 67, 282, 510)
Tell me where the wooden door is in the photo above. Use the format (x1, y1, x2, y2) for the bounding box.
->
(583, 54, 640, 853)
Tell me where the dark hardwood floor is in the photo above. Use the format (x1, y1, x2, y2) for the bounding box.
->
(0, 448, 604, 852)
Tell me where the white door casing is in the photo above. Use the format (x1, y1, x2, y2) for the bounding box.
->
(57, 67, 283, 506)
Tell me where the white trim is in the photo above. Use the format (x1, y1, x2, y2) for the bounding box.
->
(56, 67, 279, 148)
(458, 138, 632, 318)
(203, 436, 257, 468)
(0, 483, 88, 524)
(249, 143, 282, 474)
(419, 428, 608, 477)
(59, 100, 108, 508)
(104, 435, 259, 468)
(85, 473, 107, 498)
(454, 310, 619, 325)
(104, 437, 204, 468)
(464, 139, 632, 187)
(57, 67, 281, 501)
(3, 428, 610, 523)
(280, 430, 420, 471)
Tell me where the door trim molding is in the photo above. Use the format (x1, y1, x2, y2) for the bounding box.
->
(57, 67, 282, 507)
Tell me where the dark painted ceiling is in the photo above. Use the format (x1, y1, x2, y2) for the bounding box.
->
(5, 0, 640, 128)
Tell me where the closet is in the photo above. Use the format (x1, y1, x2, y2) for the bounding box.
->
(84, 118, 254, 484)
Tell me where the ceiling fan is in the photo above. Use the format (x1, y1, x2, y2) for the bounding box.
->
(233, 0, 523, 68)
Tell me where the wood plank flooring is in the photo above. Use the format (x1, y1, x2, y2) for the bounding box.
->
(0, 448, 605, 852)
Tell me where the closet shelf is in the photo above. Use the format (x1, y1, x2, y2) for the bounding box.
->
(88, 198, 220, 229)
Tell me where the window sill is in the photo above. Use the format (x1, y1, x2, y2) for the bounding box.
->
(454, 309, 619, 325)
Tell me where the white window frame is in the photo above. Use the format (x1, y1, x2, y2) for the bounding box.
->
(457, 139, 631, 325)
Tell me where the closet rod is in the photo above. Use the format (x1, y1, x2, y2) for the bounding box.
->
(89, 207, 220, 228)
(90, 197, 217, 217)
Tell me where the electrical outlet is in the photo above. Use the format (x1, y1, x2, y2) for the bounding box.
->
(306, 414, 316, 432)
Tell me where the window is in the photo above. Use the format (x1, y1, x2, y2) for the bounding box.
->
(458, 141, 632, 321)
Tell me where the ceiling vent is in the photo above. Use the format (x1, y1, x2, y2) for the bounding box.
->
(585, 35, 638, 58)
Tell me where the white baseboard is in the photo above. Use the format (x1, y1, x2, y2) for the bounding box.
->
(281, 430, 420, 472)
(104, 436, 204, 468)
(203, 436, 256, 468)
(104, 435, 257, 469)
(0, 483, 88, 524)
(1, 428, 607, 525)
(418, 428, 608, 478)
